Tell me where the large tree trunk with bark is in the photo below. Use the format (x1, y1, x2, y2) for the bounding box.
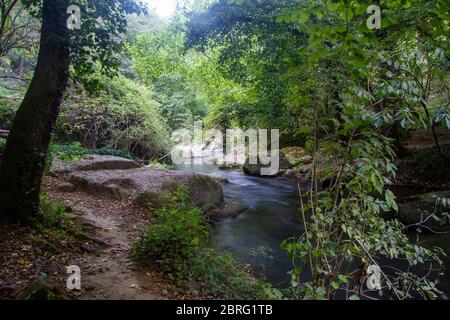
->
(0, 0, 70, 224)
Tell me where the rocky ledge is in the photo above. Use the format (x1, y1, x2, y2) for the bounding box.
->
(52, 155, 224, 209)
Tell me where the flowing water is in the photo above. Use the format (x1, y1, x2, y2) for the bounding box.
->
(211, 171, 302, 286)
(176, 161, 450, 297)
(177, 161, 305, 286)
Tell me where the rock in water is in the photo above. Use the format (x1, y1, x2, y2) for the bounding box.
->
(211, 203, 248, 220)
(51, 154, 141, 175)
(242, 151, 292, 177)
(387, 190, 450, 231)
(68, 167, 224, 208)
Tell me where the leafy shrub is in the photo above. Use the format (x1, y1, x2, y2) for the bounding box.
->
(57, 76, 171, 160)
(190, 249, 279, 300)
(27, 195, 82, 252)
(50, 141, 133, 164)
(283, 109, 445, 300)
(0, 96, 21, 129)
(147, 159, 171, 169)
(39, 195, 82, 236)
(133, 188, 274, 299)
(133, 188, 208, 282)
(52, 141, 86, 163)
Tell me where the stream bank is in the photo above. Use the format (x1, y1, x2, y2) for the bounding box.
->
(177, 159, 450, 298)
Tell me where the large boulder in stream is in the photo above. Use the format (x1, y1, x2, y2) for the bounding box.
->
(243, 151, 292, 177)
(386, 190, 450, 231)
(51, 154, 141, 175)
(68, 167, 224, 208)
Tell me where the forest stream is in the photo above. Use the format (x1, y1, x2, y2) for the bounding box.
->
(178, 161, 450, 298)
(0, 0, 448, 303)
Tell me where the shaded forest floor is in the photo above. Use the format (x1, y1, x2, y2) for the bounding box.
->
(0, 176, 199, 300)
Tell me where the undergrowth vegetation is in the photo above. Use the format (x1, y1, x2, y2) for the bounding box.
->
(51, 141, 133, 163)
(57, 76, 171, 161)
(26, 195, 83, 253)
(133, 188, 276, 299)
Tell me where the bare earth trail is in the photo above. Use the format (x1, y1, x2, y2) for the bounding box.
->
(46, 177, 167, 300)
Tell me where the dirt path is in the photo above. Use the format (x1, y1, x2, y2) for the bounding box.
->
(46, 177, 166, 300)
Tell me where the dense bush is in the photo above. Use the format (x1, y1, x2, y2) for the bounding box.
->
(56, 76, 171, 160)
(133, 188, 273, 299)
(189, 249, 278, 299)
(0, 97, 20, 130)
(26, 195, 82, 253)
(51, 142, 133, 163)
(1, 75, 172, 162)
(129, 30, 209, 130)
(133, 188, 208, 282)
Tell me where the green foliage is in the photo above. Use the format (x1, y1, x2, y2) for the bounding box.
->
(0, 96, 22, 129)
(44, 140, 134, 175)
(15, 0, 147, 90)
(68, 0, 147, 88)
(57, 75, 171, 159)
(133, 188, 273, 299)
(146, 159, 171, 169)
(52, 142, 133, 163)
(190, 249, 277, 300)
(188, 0, 449, 145)
(134, 188, 208, 282)
(51, 141, 88, 164)
(28, 194, 82, 252)
(0, 0, 447, 300)
(183, 0, 449, 299)
(129, 29, 209, 129)
(187, 0, 307, 141)
(38, 195, 74, 232)
(282, 105, 445, 300)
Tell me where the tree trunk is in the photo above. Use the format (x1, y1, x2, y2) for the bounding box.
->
(0, 0, 70, 224)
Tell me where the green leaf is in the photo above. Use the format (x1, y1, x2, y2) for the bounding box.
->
(297, 11, 310, 23)
(338, 274, 349, 284)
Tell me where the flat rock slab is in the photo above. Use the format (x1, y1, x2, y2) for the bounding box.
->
(52, 155, 141, 175)
(68, 167, 224, 208)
